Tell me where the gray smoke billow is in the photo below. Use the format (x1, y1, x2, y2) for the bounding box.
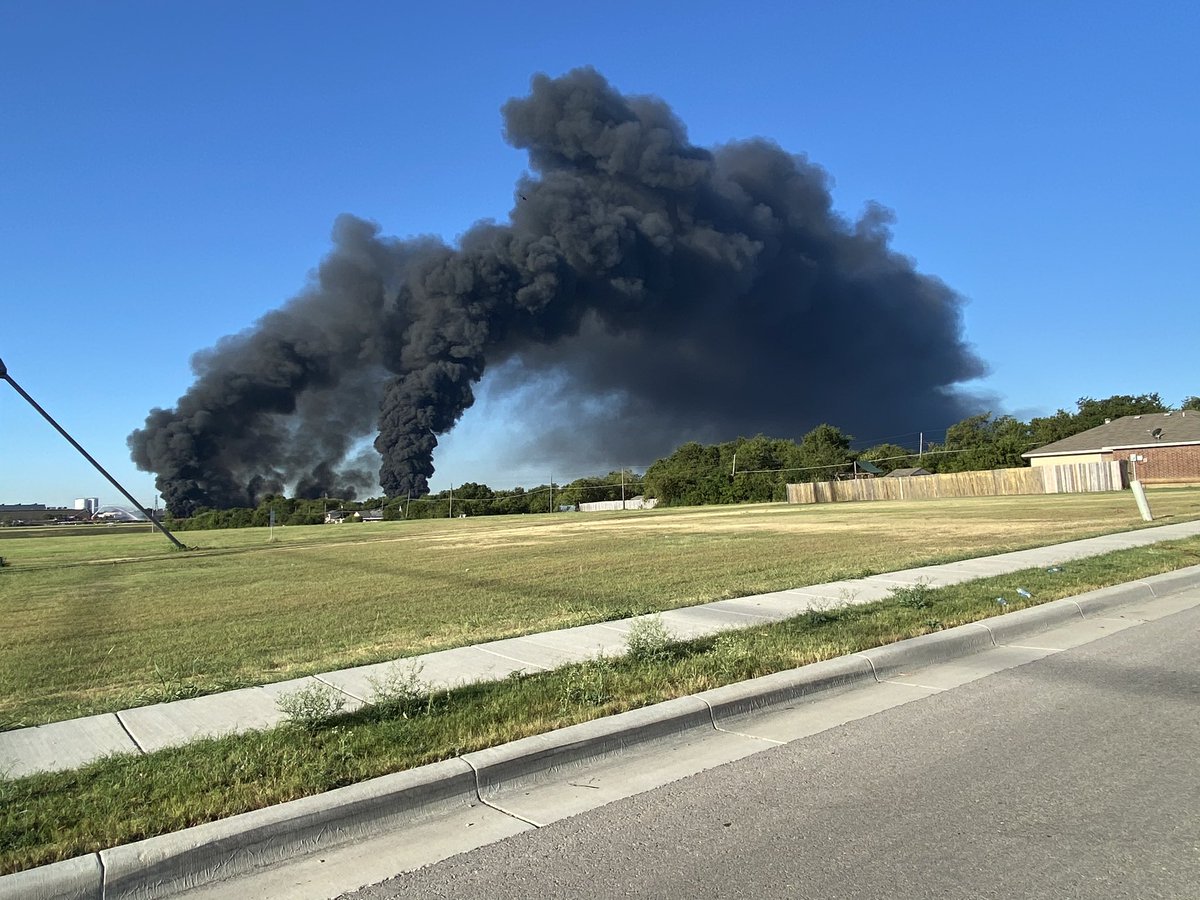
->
(129, 67, 986, 516)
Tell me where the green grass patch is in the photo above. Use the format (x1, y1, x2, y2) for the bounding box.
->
(3, 490, 1200, 729)
(3, 535, 1198, 876)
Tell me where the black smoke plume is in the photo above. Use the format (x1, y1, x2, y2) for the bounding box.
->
(129, 67, 986, 516)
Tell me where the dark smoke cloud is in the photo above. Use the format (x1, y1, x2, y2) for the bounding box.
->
(129, 67, 987, 516)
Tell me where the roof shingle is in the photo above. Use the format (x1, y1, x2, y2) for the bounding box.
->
(1023, 412, 1200, 457)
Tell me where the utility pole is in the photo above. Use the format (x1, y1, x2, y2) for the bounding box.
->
(549, 474, 553, 513)
(919, 432, 924, 458)
(0, 355, 187, 550)
(449, 483, 454, 519)
(621, 469, 626, 509)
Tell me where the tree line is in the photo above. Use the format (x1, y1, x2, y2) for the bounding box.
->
(169, 392, 1197, 527)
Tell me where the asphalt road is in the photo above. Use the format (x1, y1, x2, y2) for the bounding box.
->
(342, 604, 1200, 900)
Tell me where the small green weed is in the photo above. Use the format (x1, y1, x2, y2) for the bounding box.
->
(625, 615, 676, 663)
(706, 632, 758, 679)
(275, 681, 347, 730)
(891, 582, 935, 610)
(366, 662, 428, 718)
(559, 656, 615, 711)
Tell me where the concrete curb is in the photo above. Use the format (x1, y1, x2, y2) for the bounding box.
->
(1072, 566, 1200, 616)
(697, 655, 876, 723)
(856, 623, 995, 680)
(465, 696, 713, 803)
(973, 598, 1087, 646)
(5, 565, 1200, 900)
(1, 759, 478, 900)
(0, 856, 101, 900)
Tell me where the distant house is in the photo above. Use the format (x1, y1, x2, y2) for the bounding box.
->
(358, 509, 384, 522)
(1022, 415, 1200, 487)
(886, 467, 932, 478)
(325, 510, 351, 524)
(1022, 412, 1200, 485)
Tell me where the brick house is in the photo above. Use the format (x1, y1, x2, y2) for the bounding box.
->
(1022, 412, 1200, 485)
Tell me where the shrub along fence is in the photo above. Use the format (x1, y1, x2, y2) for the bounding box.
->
(786, 462, 1122, 505)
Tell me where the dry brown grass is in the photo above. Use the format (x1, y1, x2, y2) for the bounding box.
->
(2, 488, 1199, 728)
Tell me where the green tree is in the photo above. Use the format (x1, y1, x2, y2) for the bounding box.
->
(722, 434, 796, 501)
(644, 441, 728, 506)
(1027, 408, 1079, 448)
(794, 424, 854, 481)
(1182, 396, 1200, 411)
(856, 442, 916, 473)
(931, 413, 1030, 472)
(1074, 394, 1166, 430)
(1029, 393, 1169, 450)
(559, 476, 614, 507)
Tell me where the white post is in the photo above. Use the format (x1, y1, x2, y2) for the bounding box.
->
(1131, 480, 1154, 522)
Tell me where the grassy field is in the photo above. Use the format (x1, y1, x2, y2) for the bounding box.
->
(3, 534, 1200, 875)
(3, 488, 1200, 729)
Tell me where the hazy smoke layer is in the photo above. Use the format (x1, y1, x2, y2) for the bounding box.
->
(129, 67, 986, 515)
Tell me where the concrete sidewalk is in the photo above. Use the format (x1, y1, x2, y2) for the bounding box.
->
(4, 518, 1200, 779)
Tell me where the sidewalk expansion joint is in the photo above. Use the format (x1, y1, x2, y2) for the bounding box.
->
(312, 674, 364, 703)
(712, 608, 782, 622)
(113, 712, 147, 756)
(476, 647, 552, 670)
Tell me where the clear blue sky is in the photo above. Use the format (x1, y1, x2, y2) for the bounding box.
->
(2, 1, 1196, 508)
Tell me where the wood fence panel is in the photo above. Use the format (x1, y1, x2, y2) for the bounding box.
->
(787, 463, 1115, 505)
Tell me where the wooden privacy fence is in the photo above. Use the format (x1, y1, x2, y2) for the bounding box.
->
(786, 462, 1122, 505)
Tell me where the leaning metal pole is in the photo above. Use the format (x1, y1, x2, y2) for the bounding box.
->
(0, 355, 187, 550)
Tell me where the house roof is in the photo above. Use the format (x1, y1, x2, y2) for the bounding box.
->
(886, 467, 931, 477)
(854, 460, 885, 475)
(1023, 412, 1200, 458)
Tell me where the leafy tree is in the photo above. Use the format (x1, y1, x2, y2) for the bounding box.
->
(559, 476, 617, 507)
(857, 443, 918, 473)
(720, 435, 799, 501)
(794, 424, 854, 481)
(453, 482, 495, 501)
(1074, 394, 1166, 430)
(1027, 408, 1079, 448)
(491, 487, 536, 515)
(929, 413, 1030, 472)
(1029, 393, 1169, 449)
(1182, 396, 1200, 411)
(644, 441, 728, 506)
